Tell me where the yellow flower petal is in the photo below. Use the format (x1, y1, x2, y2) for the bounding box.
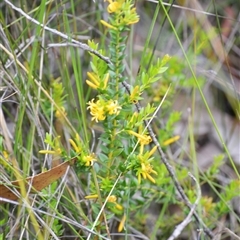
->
(87, 72, 99, 86)
(107, 2, 121, 13)
(146, 173, 156, 183)
(163, 135, 180, 146)
(128, 130, 152, 145)
(149, 145, 157, 157)
(86, 80, 98, 89)
(87, 99, 106, 122)
(115, 203, 123, 211)
(141, 171, 147, 179)
(106, 100, 122, 115)
(100, 20, 117, 30)
(69, 139, 81, 153)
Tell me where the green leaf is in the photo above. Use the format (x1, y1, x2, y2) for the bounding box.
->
(158, 66, 168, 74)
(90, 61, 97, 73)
(112, 148, 124, 158)
(98, 153, 109, 163)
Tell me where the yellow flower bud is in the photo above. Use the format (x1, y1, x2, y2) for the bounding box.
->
(118, 214, 126, 232)
(163, 135, 180, 146)
(100, 20, 117, 30)
(85, 194, 98, 199)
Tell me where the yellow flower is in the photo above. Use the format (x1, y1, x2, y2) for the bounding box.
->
(125, 8, 140, 25)
(83, 153, 97, 166)
(104, 0, 123, 13)
(107, 195, 123, 211)
(137, 162, 158, 184)
(103, 0, 139, 26)
(107, 1, 121, 13)
(87, 99, 106, 122)
(85, 194, 123, 211)
(106, 100, 122, 115)
(127, 18, 139, 25)
(107, 195, 117, 202)
(87, 99, 122, 122)
(134, 146, 158, 184)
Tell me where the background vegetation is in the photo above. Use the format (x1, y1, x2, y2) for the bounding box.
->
(0, 0, 239, 239)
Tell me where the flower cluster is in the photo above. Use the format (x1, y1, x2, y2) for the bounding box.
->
(82, 153, 97, 167)
(86, 72, 109, 90)
(128, 129, 158, 183)
(87, 98, 122, 122)
(101, 0, 139, 29)
(39, 133, 97, 168)
(135, 146, 158, 184)
(128, 129, 180, 183)
(69, 135, 97, 167)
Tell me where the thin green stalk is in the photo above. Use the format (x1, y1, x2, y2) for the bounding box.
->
(150, 200, 168, 240)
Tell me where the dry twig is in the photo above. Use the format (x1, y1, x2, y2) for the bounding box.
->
(4, 0, 111, 64)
